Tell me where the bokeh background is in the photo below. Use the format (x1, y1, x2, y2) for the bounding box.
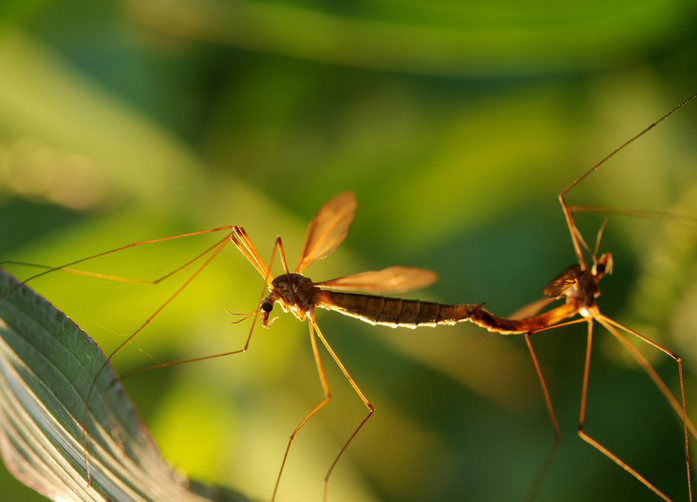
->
(1, 1, 697, 501)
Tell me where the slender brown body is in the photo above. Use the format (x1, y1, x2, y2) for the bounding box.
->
(468, 255, 612, 334)
(469, 303, 579, 334)
(262, 273, 483, 328)
(318, 291, 482, 327)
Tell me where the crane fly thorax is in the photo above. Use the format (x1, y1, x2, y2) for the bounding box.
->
(565, 252, 613, 317)
(568, 270, 599, 316)
(541, 252, 613, 318)
(260, 273, 321, 326)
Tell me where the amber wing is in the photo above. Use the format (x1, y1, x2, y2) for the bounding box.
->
(296, 192, 358, 274)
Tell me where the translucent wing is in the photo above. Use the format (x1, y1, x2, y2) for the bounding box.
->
(316, 266, 437, 294)
(541, 264, 580, 298)
(507, 296, 557, 320)
(296, 192, 357, 273)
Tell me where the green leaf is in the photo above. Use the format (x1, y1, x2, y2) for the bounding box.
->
(0, 268, 248, 502)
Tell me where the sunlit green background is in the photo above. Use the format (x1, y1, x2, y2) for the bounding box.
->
(1, 1, 697, 501)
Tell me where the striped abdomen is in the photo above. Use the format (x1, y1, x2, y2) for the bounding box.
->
(316, 291, 483, 328)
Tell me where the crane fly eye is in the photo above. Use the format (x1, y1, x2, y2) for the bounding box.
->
(261, 301, 273, 313)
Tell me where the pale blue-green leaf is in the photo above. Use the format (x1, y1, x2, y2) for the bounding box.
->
(0, 268, 248, 502)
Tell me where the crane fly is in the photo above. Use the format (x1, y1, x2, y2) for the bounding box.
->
(467, 92, 697, 501)
(224, 191, 484, 501)
(1, 191, 483, 501)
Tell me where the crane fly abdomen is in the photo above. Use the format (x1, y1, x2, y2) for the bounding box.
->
(317, 290, 483, 328)
(469, 303, 580, 334)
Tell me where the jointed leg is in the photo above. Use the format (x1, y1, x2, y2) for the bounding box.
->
(312, 317, 374, 501)
(1, 226, 242, 291)
(270, 316, 373, 502)
(271, 320, 333, 502)
(577, 316, 690, 502)
(587, 314, 692, 502)
(83, 231, 247, 481)
(523, 330, 561, 502)
(78, 226, 281, 483)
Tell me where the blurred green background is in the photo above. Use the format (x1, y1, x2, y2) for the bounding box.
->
(1, 0, 697, 501)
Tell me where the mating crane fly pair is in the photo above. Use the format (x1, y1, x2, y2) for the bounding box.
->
(252, 179, 690, 502)
(2, 92, 695, 502)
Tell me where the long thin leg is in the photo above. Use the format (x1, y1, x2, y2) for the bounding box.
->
(558, 92, 697, 272)
(523, 331, 561, 502)
(81, 226, 278, 482)
(270, 315, 374, 502)
(1, 226, 241, 290)
(593, 314, 692, 501)
(72, 227, 278, 383)
(267, 230, 338, 500)
(82, 232, 243, 481)
(117, 234, 292, 381)
(0, 225, 279, 485)
(515, 318, 585, 500)
(114, 233, 301, 501)
(271, 319, 333, 502)
(596, 314, 694, 435)
(576, 316, 691, 502)
(311, 316, 374, 501)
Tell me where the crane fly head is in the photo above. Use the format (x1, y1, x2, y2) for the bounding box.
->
(259, 294, 278, 328)
(592, 252, 613, 282)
